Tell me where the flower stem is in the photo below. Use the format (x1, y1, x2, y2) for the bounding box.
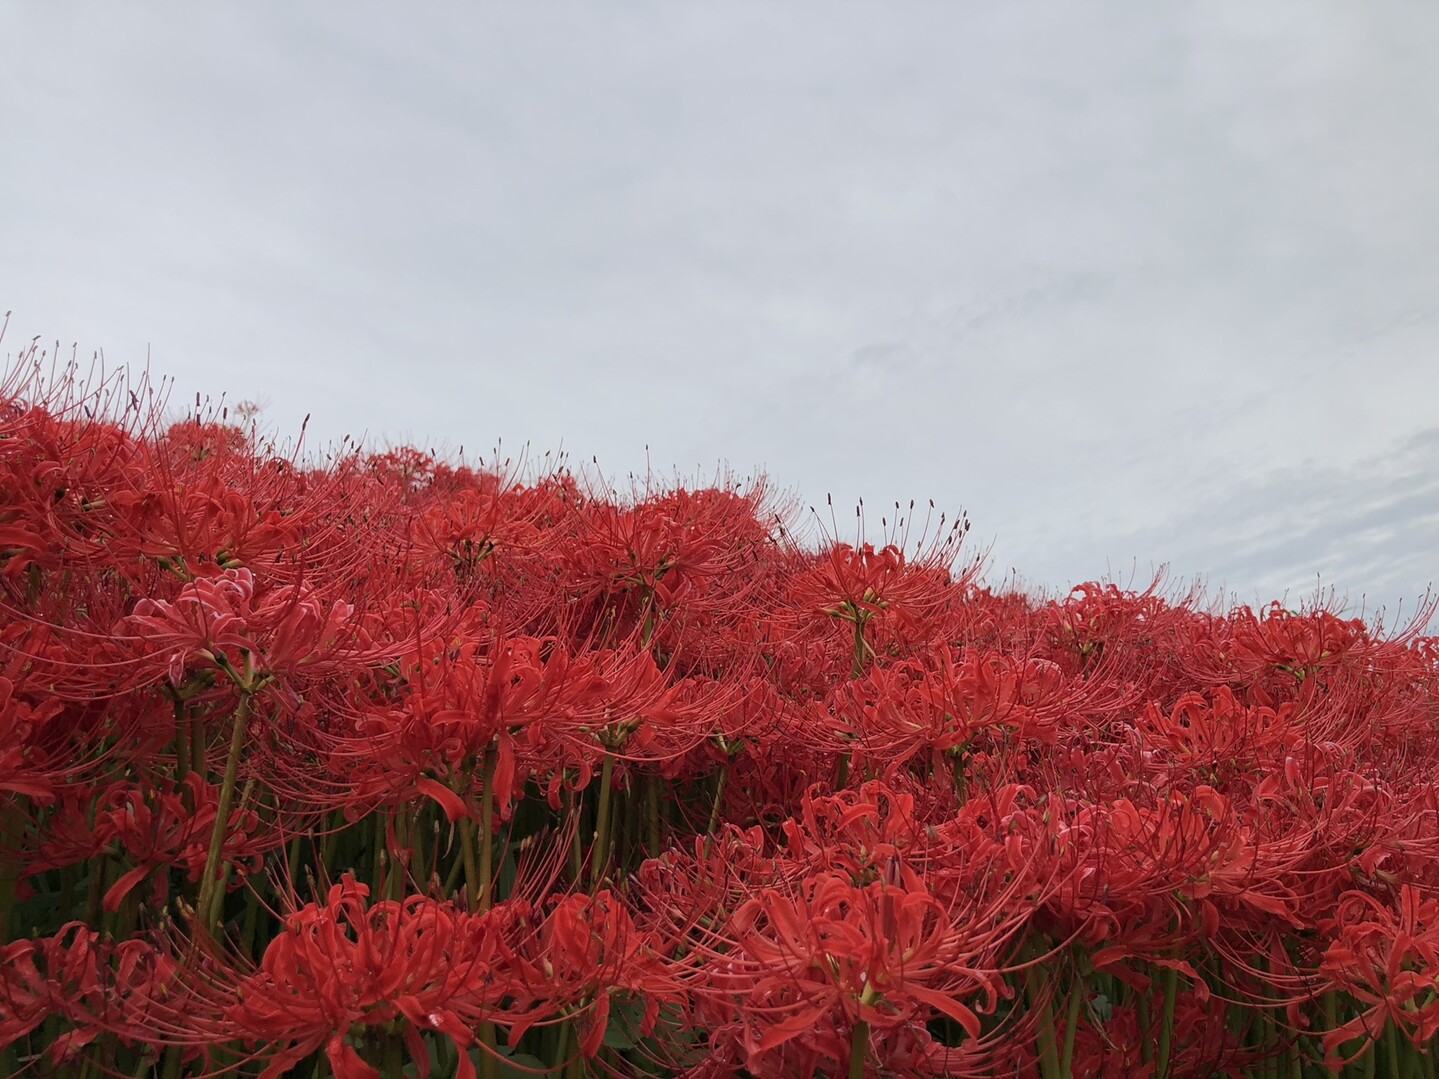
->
(848, 1018, 869, 1079)
(195, 692, 251, 935)
(478, 748, 495, 911)
(706, 766, 729, 838)
(1024, 963, 1061, 1079)
(590, 753, 615, 891)
(1384, 1022, 1403, 1079)
(380, 1029, 405, 1079)
(172, 695, 191, 784)
(1059, 975, 1083, 1078)
(646, 772, 662, 855)
(1156, 964, 1179, 1079)
(460, 817, 480, 910)
(475, 752, 499, 1079)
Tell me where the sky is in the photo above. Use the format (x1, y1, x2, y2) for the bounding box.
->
(4, 2, 1438, 627)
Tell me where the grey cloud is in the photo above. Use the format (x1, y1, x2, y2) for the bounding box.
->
(1089, 427, 1439, 625)
(3, 2, 1438, 624)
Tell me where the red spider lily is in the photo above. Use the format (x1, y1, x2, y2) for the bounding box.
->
(1065, 992, 1256, 1079)
(331, 631, 576, 823)
(558, 485, 778, 652)
(1228, 604, 1377, 683)
(1039, 581, 1172, 667)
(1039, 790, 1234, 970)
(0, 923, 108, 1066)
(523, 644, 697, 788)
(647, 674, 777, 785)
(0, 673, 63, 804)
(760, 533, 971, 697)
(564, 494, 754, 609)
(506, 889, 680, 1061)
(23, 775, 268, 915)
(0, 385, 150, 579)
(412, 477, 547, 583)
(703, 868, 1005, 1076)
(17, 355, 1439, 1079)
(778, 781, 931, 881)
(326, 628, 690, 824)
(94, 774, 265, 912)
(793, 537, 961, 618)
(104, 435, 304, 580)
(1133, 687, 1301, 788)
(115, 567, 374, 690)
(1319, 885, 1439, 1066)
(837, 647, 1085, 774)
(220, 875, 529, 1079)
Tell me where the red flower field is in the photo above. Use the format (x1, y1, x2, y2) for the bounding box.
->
(3, 358, 1438, 1078)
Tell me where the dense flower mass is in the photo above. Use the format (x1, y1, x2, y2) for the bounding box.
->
(2, 353, 1439, 1078)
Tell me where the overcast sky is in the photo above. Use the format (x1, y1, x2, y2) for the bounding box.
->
(4, 3, 1438, 626)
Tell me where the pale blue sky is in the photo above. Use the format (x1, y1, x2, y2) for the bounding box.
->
(4, 2, 1438, 625)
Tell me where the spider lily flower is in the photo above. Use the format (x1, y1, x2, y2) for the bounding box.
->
(1320, 885, 1439, 1067)
(0, 923, 107, 1066)
(712, 869, 1003, 1076)
(221, 875, 527, 1079)
(0, 672, 64, 805)
(116, 568, 373, 690)
(505, 890, 679, 1062)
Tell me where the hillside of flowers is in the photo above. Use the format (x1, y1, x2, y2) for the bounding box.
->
(3, 359, 1439, 1079)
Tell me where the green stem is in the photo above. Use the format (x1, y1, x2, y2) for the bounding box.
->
(381, 1028, 405, 1079)
(590, 754, 615, 891)
(706, 767, 729, 838)
(286, 833, 306, 893)
(646, 772, 662, 856)
(1384, 1022, 1403, 1079)
(191, 705, 208, 778)
(173, 695, 191, 785)
(950, 750, 968, 803)
(208, 777, 256, 930)
(404, 808, 426, 890)
(474, 756, 498, 1079)
(477, 1023, 497, 1079)
(242, 873, 263, 956)
(479, 749, 495, 910)
(568, 787, 583, 886)
(1138, 991, 1153, 1068)
(1059, 976, 1083, 1078)
(1025, 963, 1061, 1079)
(1324, 992, 1341, 1079)
(372, 809, 387, 894)
(554, 1015, 571, 1075)
(195, 693, 251, 935)
(84, 854, 107, 928)
(848, 1018, 869, 1079)
(321, 810, 343, 883)
(851, 616, 868, 679)
(587, 753, 615, 891)
(1156, 964, 1179, 1079)
(460, 817, 481, 910)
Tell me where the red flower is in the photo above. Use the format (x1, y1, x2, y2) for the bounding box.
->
(1320, 885, 1439, 1067)
(713, 868, 1001, 1075)
(226, 875, 522, 1079)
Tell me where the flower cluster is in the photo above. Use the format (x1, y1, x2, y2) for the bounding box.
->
(2, 358, 1438, 1077)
